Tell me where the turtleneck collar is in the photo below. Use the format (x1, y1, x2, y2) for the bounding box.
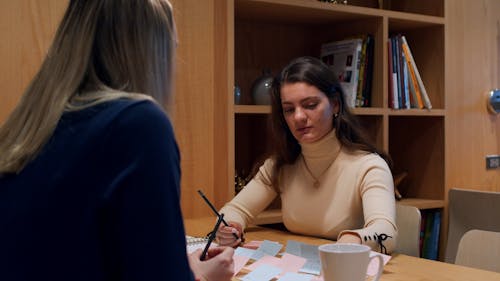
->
(300, 129, 341, 160)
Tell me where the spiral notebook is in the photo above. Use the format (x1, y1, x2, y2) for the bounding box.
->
(186, 235, 214, 254)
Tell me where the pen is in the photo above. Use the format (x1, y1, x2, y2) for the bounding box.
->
(200, 213, 224, 261)
(197, 189, 240, 240)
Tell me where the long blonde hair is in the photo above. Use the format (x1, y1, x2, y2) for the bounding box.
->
(0, 0, 177, 174)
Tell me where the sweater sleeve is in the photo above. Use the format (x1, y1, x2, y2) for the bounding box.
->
(98, 101, 194, 281)
(338, 155, 398, 254)
(220, 158, 279, 229)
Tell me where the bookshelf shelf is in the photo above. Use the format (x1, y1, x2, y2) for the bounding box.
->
(385, 13, 445, 26)
(397, 198, 445, 210)
(234, 105, 270, 114)
(222, 0, 446, 229)
(351, 107, 385, 115)
(388, 109, 446, 116)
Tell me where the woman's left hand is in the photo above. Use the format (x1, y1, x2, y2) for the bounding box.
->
(337, 232, 362, 244)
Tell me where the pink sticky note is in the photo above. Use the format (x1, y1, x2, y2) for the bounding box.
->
(233, 255, 250, 276)
(243, 240, 263, 249)
(246, 255, 282, 271)
(245, 252, 308, 278)
(367, 251, 391, 276)
(280, 253, 307, 273)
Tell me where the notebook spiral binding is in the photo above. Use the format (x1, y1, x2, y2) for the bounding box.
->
(186, 235, 210, 254)
(186, 235, 209, 245)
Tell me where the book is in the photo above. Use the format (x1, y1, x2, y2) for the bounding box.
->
(391, 36, 402, 109)
(419, 211, 426, 257)
(320, 38, 363, 108)
(387, 39, 398, 109)
(360, 35, 374, 107)
(401, 42, 411, 109)
(421, 210, 434, 259)
(401, 35, 432, 109)
(401, 42, 424, 109)
(396, 35, 410, 109)
(427, 210, 441, 260)
(421, 210, 441, 260)
(355, 36, 368, 107)
(393, 36, 403, 109)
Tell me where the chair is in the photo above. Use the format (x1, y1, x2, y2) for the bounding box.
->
(455, 229, 500, 272)
(395, 203, 421, 257)
(445, 188, 500, 263)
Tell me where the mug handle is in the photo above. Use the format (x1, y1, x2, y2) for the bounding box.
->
(368, 254, 384, 281)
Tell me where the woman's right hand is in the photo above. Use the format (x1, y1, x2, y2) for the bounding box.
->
(188, 246, 235, 281)
(216, 221, 244, 247)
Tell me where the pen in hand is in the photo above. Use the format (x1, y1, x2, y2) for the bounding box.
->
(197, 189, 240, 240)
(200, 213, 224, 261)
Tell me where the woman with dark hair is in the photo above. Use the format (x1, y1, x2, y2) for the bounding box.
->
(217, 56, 397, 254)
(0, 1, 234, 280)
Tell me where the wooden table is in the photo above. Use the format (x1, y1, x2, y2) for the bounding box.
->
(184, 217, 500, 281)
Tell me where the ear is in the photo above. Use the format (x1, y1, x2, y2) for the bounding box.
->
(329, 97, 340, 114)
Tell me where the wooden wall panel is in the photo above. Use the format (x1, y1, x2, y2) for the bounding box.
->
(0, 0, 227, 218)
(0, 0, 66, 123)
(444, 0, 500, 260)
(446, 0, 500, 193)
(169, 0, 223, 218)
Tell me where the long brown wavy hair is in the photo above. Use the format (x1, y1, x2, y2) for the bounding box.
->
(264, 56, 392, 190)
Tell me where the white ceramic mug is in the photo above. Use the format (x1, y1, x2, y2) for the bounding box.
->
(318, 243, 383, 281)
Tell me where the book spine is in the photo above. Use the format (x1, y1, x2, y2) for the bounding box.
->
(362, 35, 374, 107)
(401, 49, 411, 109)
(397, 35, 408, 109)
(355, 36, 367, 107)
(393, 36, 403, 109)
(401, 36, 432, 109)
(419, 211, 426, 257)
(422, 210, 434, 259)
(352, 40, 363, 108)
(428, 210, 441, 260)
(390, 37, 400, 109)
(387, 39, 394, 108)
(401, 42, 424, 109)
(407, 64, 418, 108)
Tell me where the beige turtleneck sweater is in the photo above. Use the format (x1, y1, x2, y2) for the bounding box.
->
(220, 129, 398, 254)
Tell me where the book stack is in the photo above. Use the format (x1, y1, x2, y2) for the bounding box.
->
(320, 34, 374, 108)
(388, 34, 432, 110)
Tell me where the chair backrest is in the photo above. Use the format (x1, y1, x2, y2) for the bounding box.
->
(445, 188, 500, 263)
(455, 229, 500, 273)
(395, 203, 421, 257)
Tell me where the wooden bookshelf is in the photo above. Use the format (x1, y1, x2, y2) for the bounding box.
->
(219, 0, 446, 222)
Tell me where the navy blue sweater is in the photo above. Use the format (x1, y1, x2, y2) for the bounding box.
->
(0, 99, 194, 281)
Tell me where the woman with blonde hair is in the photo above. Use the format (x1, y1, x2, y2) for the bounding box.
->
(0, 1, 234, 280)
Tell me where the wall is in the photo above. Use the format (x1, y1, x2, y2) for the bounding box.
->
(169, 0, 230, 217)
(446, 0, 500, 193)
(0, 0, 226, 218)
(0, 0, 65, 121)
(443, 0, 500, 260)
